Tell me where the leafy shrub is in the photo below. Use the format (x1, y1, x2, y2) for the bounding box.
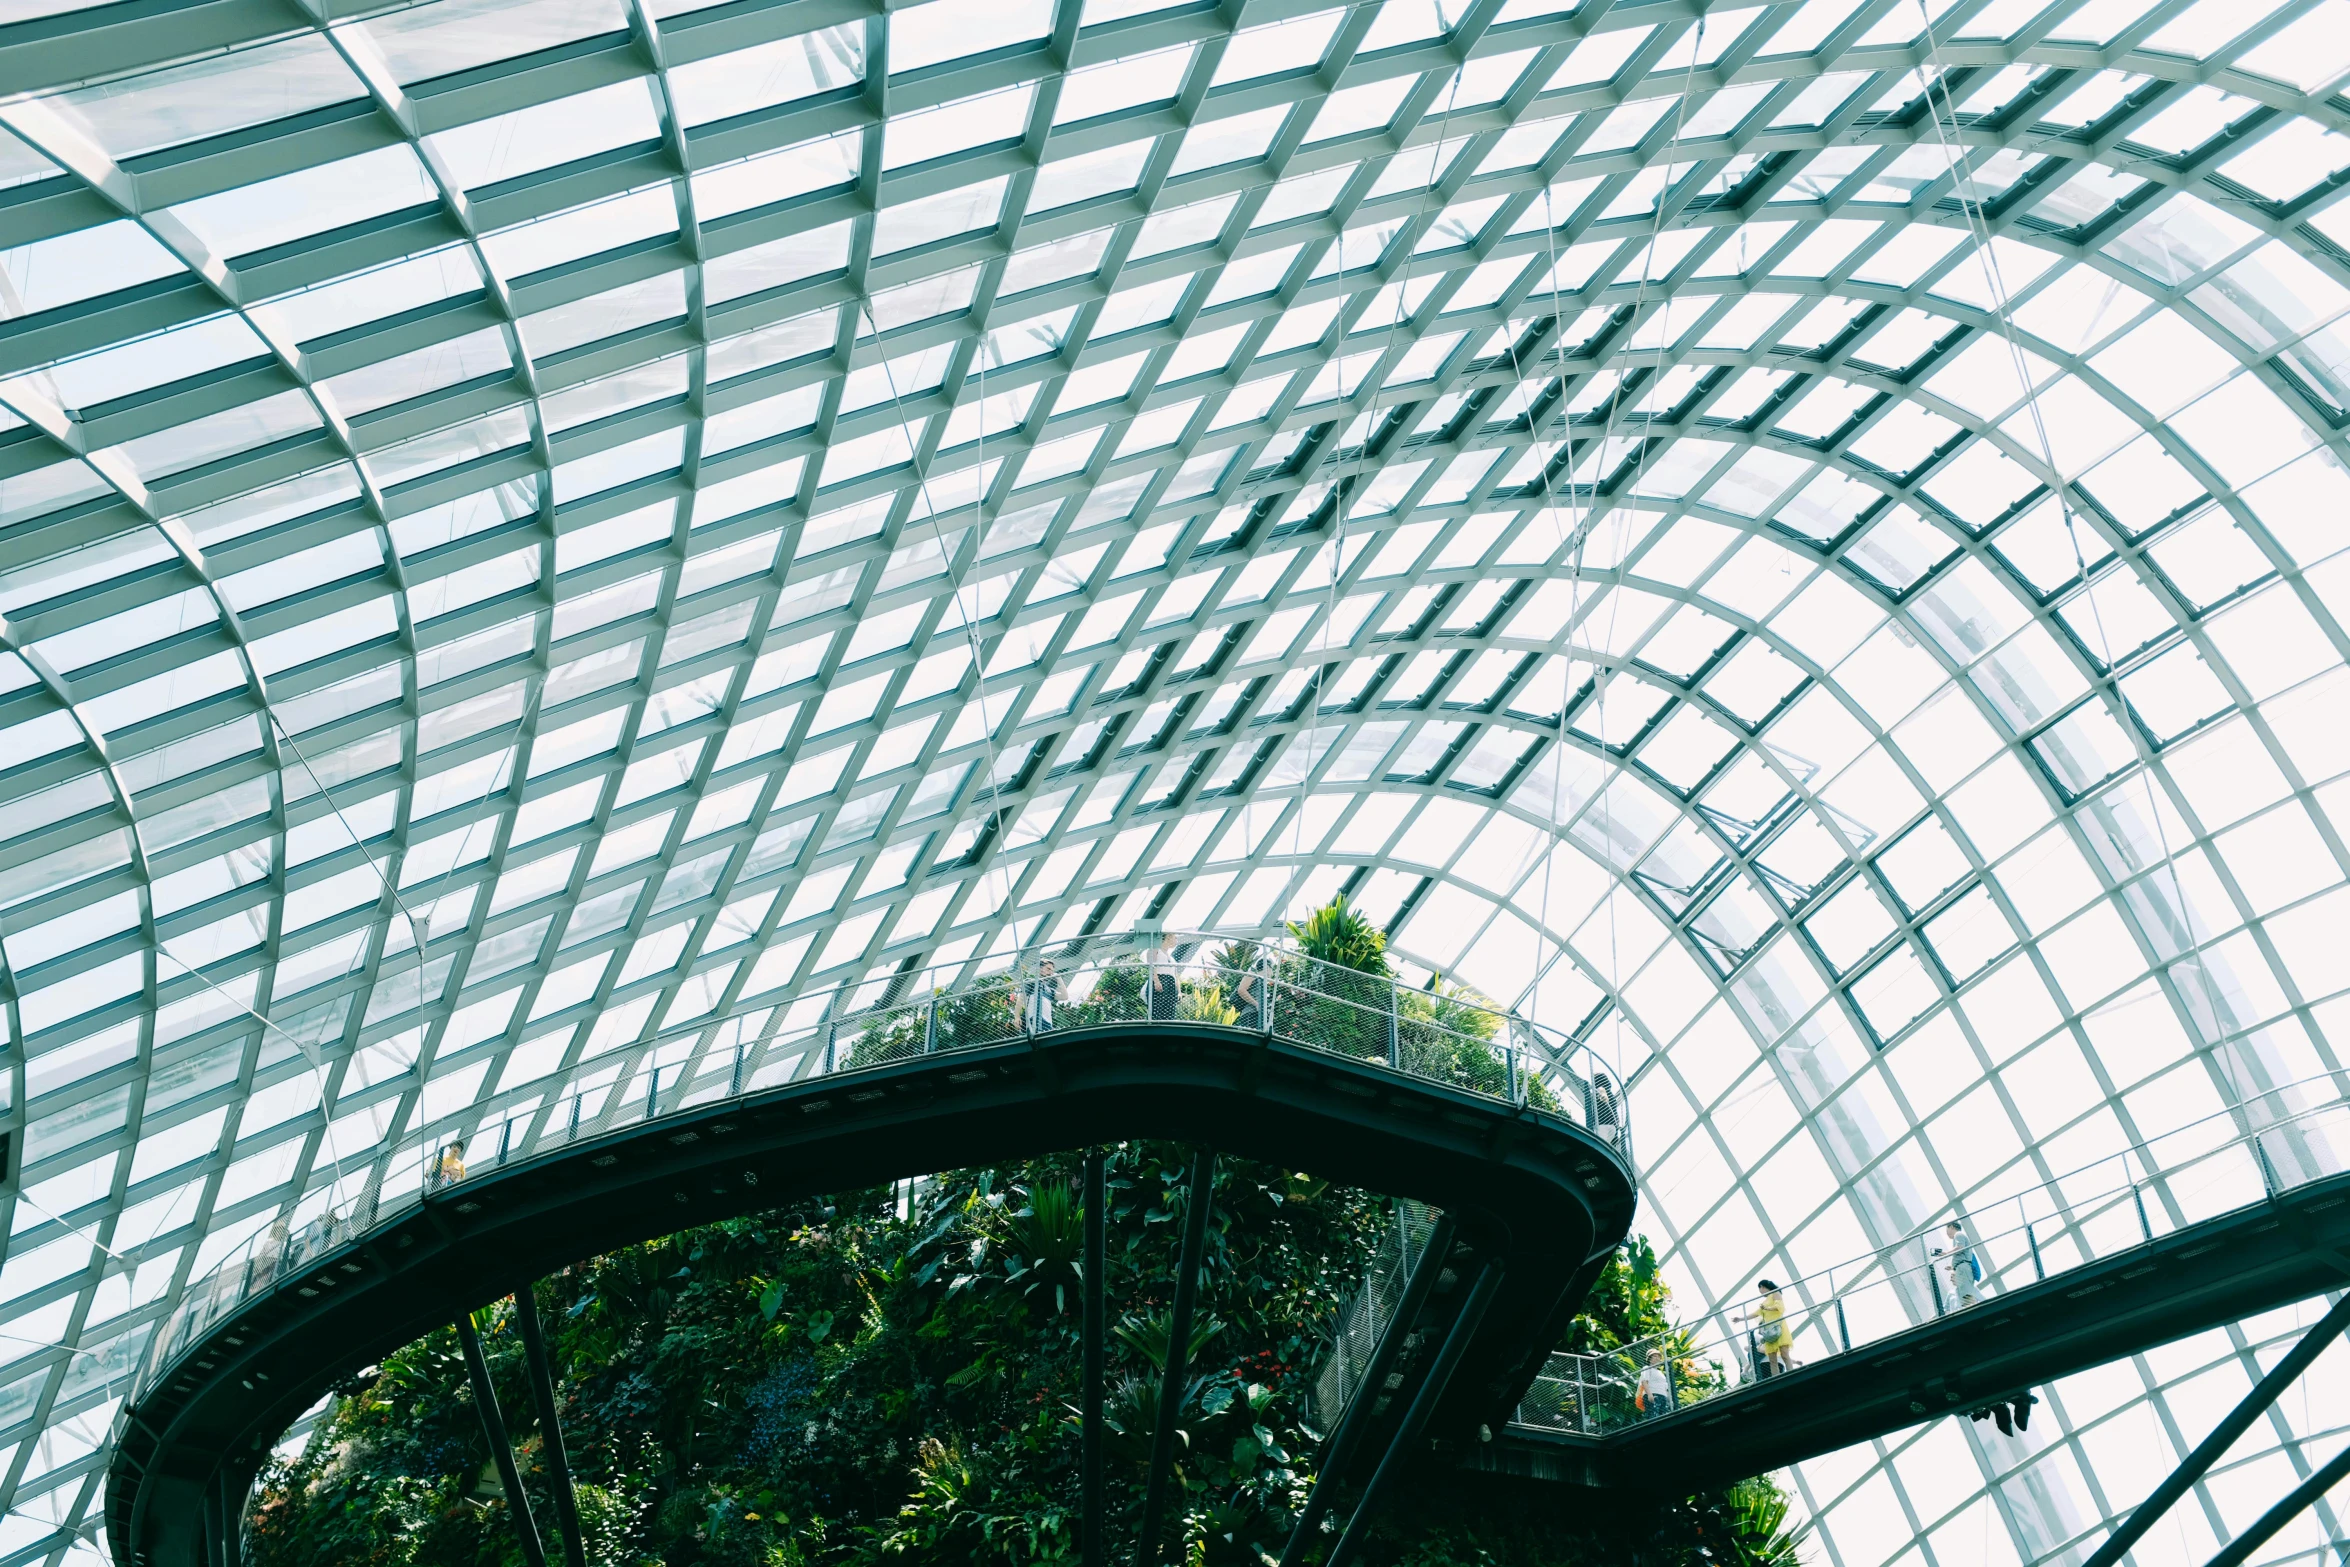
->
(250, 1156, 1799, 1567)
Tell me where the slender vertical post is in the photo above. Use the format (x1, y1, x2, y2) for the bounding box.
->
(513, 1288, 589, 1567)
(1083, 1150, 1107, 1567)
(1386, 983, 1399, 1069)
(456, 1311, 548, 1567)
(1322, 1260, 1504, 1567)
(1138, 1150, 1216, 1567)
(1926, 1240, 1945, 1316)
(2027, 1221, 2044, 1281)
(2132, 1183, 2152, 1244)
(731, 1039, 745, 1096)
(1835, 1297, 1851, 1354)
(924, 996, 938, 1055)
(826, 1019, 838, 1074)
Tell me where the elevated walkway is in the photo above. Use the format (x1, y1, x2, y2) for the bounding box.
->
(1483, 1089, 2350, 1493)
(105, 933, 1634, 1567)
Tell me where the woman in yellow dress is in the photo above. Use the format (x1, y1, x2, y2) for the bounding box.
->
(1750, 1278, 1795, 1377)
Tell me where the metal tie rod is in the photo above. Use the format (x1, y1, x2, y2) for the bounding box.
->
(2083, 1289, 2350, 1567)
(456, 1310, 548, 1567)
(1137, 1149, 1217, 1567)
(1083, 1149, 1107, 1567)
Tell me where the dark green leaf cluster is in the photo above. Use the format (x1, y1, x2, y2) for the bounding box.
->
(248, 1157, 1801, 1567)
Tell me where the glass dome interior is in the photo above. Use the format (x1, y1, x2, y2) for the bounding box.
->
(0, 0, 2348, 1561)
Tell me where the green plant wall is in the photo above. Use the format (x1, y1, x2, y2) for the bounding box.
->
(247, 1147, 1803, 1567)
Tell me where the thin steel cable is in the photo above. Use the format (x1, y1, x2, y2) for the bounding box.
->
(1291, 13, 1472, 878)
(860, 302, 1026, 949)
(1906, 6, 2248, 1119)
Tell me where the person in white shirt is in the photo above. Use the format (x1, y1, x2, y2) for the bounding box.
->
(1635, 1348, 1673, 1420)
(1143, 940, 1179, 1021)
(1933, 1220, 1982, 1310)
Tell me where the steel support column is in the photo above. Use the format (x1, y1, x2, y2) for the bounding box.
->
(2084, 1290, 2350, 1567)
(2203, 1436, 2350, 1567)
(457, 1310, 549, 1567)
(1137, 1149, 1216, 1567)
(1276, 1215, 1458, 1567)
(1323, 1258, 1505, 1567)
(513, 1287, 590, 1567)
(1084, 1148, 1107, 1567)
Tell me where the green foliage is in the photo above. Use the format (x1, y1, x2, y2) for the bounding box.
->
(1721, 1476, 1813, 1566)
(1176, 983, 1239, 1025)
(1287, 897, 1390, 977)
(1562, 1236, 1726, 1403)
(250, 1158, 1801, 1567)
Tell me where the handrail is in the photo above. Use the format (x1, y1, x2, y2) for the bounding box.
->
(128, 930, 1626, 1421)
(1515, 1079, 2350, 1437)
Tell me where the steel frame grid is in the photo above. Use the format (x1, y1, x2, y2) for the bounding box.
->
(0, 0, 2347, 1563)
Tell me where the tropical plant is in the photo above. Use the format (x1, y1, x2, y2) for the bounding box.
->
(248, 1149, 1801, 1567)
(1287, 896, 1389, 977)
(1721, 1475, 1813, 1566)
(1207, 941, 1259, 977)
(1005, 1182, 1085, 1313)
(1176, 983, 1238, 1025)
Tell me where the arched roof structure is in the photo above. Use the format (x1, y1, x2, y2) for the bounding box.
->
(0, 0, 2347, 1562)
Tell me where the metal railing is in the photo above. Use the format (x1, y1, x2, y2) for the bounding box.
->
(1515, 1078, 2350, 1438)
(1312, 1200, 1440, 1432)
(130, 930, 1627, 1417)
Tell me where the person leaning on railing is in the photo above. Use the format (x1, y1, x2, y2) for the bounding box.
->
(1144, 939, 1179, 1021)
(427, 1138, 467, 1193)
(1635, 1347, 1674, 1420)
(1022, 960, 1064, 1033)
(1226, 953, 1264, 1030)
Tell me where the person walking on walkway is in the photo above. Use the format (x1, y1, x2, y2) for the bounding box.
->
(429, 1138, 467, 1193)
(1934, 1220, 1982, 1310)
(1745, 1279, 1795, 1377)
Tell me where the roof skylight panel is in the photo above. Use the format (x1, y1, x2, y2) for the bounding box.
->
(167, 143, 441, 269)
(42, 34, 366, 164)
(360, 0, 632, 85)
(430, 79, 664, 194)
(892, 0, 1056, 75)
(670, 26, 867, 128)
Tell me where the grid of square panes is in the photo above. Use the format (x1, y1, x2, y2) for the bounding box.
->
(1, 0, 2349, 1561)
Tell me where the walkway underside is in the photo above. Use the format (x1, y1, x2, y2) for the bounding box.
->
(107, 1023, 1634, 1567)
(1479, 1169, 2350, 1494)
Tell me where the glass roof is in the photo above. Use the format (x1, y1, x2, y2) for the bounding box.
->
(2, 0, 2350, 1561)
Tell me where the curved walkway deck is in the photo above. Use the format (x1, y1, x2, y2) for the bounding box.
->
(1488, 1162, 2350, 1493)
(1488, 1088, 2350, 1493)
(106, 975, 1636, 1567)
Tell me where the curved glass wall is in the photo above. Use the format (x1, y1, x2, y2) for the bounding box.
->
(0, 0, 2346, 1563)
